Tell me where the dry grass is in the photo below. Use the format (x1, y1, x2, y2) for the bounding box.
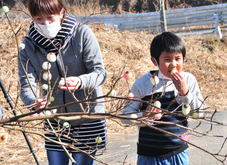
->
(0, 11, 226, 164)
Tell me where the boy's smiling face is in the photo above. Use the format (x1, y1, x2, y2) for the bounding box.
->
(152, 51, 184, 78)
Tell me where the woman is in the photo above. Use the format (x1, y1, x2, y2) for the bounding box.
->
(18, 0, 107, 164)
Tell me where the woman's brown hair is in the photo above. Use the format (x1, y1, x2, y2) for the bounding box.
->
(28, 0, 67, 17)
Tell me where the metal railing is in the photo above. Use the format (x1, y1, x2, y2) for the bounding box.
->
(77, 3, 227, 37)
(1, 3, 227, 37)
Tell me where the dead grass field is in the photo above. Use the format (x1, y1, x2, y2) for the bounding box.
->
(0, 10, 227, 164)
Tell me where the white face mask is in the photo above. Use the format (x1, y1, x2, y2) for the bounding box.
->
(34, 18, 61, 39)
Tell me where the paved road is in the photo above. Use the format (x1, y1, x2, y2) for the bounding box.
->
(95, 110, 227, 165)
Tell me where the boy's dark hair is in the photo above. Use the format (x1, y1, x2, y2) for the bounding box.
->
(150, 32, 186, 64)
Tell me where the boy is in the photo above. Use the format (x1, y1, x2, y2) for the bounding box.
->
(122, 32, 205, 165)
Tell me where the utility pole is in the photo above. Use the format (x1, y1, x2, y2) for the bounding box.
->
(160, 0, 167, 32)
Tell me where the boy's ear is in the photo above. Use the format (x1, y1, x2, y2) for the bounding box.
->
(151, 57, 158, 66)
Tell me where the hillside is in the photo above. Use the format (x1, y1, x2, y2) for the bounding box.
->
(0, 8, 227, 164)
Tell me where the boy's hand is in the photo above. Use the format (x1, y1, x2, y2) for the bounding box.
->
(32, 98, 47, 110)
(171, 71, 189, 96)
(58, 76, 82, 91)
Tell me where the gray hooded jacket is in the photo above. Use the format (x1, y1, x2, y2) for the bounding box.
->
(18, 22, 106, 126)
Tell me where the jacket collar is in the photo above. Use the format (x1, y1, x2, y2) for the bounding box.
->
(158, 70, 172, 81)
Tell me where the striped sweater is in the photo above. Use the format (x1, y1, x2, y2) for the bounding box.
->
(122, 70, 205, 157)
(45, 119, 107, 152)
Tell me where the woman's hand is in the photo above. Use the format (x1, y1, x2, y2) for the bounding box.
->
(171, 72, 189, 96)
(58, 76, 82, 91)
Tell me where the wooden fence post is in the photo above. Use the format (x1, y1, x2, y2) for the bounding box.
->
(160, 0, 167, 32)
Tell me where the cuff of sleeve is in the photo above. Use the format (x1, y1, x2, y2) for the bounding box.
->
(176, 90, 193, 105)
(77, 76, 82, 90)
(121, 112, 143, 125)
(78, 76, 85, 90)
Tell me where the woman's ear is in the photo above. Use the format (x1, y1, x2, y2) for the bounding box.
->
(60, 9, 65, 19)
(151, 57, 158, 66)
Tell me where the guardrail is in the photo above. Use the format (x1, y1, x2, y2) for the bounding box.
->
(1, 3, 227, 37)
(77, 3, 227, 37)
